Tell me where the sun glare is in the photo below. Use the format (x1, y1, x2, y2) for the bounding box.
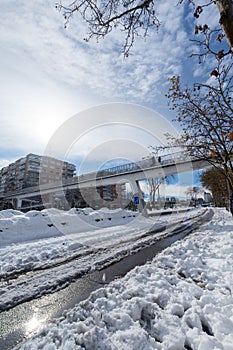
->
(25, 314, 43, 335)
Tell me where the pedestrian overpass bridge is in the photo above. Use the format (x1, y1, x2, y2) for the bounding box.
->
(0, 152, 210, 212)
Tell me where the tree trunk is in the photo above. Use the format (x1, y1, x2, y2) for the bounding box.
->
(216, 0, 233, 50)
(228, 189, 233, 216)
(230, 194, 233, 216)
(226, 177, 233, 215)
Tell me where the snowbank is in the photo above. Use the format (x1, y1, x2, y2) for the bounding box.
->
(0, 208, 204, 283)
(17, 209, 233, 350)
(0, 207, 138, 247)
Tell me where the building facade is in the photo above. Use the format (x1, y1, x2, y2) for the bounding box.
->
(0, 153, 76, 194)
(76, 184, 130, 210)
(0, 154, 131, 211)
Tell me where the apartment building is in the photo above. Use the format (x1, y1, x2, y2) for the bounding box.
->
(0, 154, 130, 211)
(0, 153, 76, 194)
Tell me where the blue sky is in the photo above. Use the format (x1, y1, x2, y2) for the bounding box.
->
(0, 0, 219, 186)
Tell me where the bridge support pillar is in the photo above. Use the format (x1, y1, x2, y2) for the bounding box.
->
(15, 198, 22, 210)
(131, 180, 148, 217)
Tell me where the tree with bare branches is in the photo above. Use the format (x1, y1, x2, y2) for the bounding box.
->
(148, 177, 164, 208)
(181, 0, 233, 54)
(56, 0, 160, 56)
(56, 0, 233, 56)
(166, 59, 233, 214)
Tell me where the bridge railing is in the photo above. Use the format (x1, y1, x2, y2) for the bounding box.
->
(95, 151, 190, 178)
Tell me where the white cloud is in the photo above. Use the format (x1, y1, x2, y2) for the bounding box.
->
(0, 0, 190, 100)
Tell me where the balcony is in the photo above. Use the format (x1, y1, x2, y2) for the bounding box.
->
(27, 165, 40, 172)
(67, 164, 76, 170)
(28, 155, 41, 163)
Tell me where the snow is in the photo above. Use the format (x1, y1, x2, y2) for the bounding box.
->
(0, 207, 232, 349)
(0, 207, 206, 314)
(0, 207, 200, 283)
(0, 207, 138, 247)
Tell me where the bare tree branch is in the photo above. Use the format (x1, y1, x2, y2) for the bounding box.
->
(56, 0, 160, 56)
(166, 61, 233, 212)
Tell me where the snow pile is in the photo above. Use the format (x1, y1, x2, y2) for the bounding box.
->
(18, 209, 233, 350)
(0, 208, 138, 246)
(0, 208, 204, 283)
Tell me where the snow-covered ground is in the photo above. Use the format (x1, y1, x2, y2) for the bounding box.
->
(0, 207, 204, 312)
(0, 207, 232, 349)
(0, 207, 201, 277)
